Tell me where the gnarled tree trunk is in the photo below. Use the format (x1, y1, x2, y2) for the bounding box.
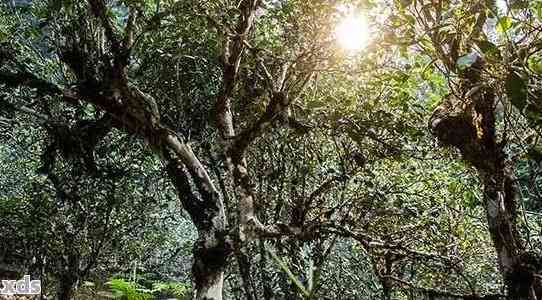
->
(430, 58, 542, 299)
(165, 145, 231, 300)
(56, 255, 79, 300)
(57, 279, 77, 300)
(0, 0, 237, 298)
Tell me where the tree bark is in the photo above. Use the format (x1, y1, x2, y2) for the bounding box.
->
(481, 168, 542, 300)
(56, 267, 78, 300)
(57, 279, 76, 300)
(0, 2, 236, 298)
(430, 59, 542, 299)
(235, 243, 257, 300)
(166, 152, 231, 300)
(214, 0, 263, 243)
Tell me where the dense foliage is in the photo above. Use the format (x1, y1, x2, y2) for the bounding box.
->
(1, 0, 542, 299)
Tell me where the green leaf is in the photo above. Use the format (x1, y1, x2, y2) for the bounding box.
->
(50, 0, 62, 11)
(477, 40, 501, 59)
(456, 53, 477, 70)
(527, 147, 542, 163)
(528, 55, 542, 74)
(524, 103, 542, 125)
(398, 0, 413, 9)
(510, 0, 529, 10)
(532, 1, 542, 21)
(463, 190, 480, 209)
(505, 72, 528, 110)
(266, 247, 310, 298)
(496, 16, 513, 32)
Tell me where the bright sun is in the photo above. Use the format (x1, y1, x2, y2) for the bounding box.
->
(336, 15, 369, 51)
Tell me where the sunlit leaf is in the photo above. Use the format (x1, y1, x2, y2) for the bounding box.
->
(496, 16, 513, 32)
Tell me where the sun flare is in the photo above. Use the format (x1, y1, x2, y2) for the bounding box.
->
(336, 15, 370, 51)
